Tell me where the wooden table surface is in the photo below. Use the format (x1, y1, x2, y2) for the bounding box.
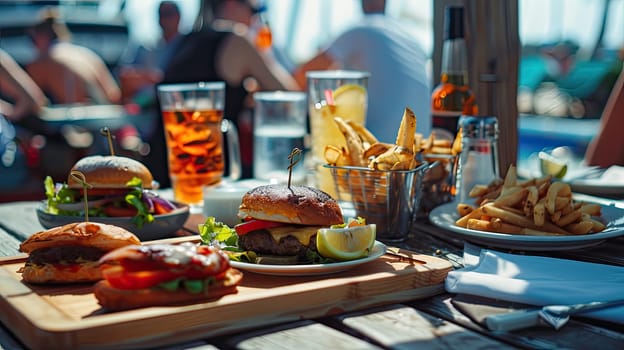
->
(0, 198, 623, 350)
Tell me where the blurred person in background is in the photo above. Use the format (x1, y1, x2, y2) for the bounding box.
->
(584, 66, 624, 167)
(26, 7, 121, 105)
(151, 0, 298, 181)
(119, 1, 184, 105)
(293, 0, 431, 143)
(0, 48, 47, 124)
(0, 49, 48, 195)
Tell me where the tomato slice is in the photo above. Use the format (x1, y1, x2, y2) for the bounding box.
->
(101, 265, 180, 289)
(234, 219, 285, 236)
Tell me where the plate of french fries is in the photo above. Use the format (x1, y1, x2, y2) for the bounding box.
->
(429, 165, 624, 251)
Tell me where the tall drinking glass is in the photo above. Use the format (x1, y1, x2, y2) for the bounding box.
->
(306, 70, 369, 197)
(157, 82, 240, 206)
(253, 91, 307, 184)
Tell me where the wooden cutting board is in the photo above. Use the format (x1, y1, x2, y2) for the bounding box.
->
(0, 236, 453, 350)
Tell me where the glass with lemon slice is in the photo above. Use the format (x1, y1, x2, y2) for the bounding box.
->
(306, 70, 370, 197)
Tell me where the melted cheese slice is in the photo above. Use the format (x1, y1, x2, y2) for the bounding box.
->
(265, 225, 322, 246)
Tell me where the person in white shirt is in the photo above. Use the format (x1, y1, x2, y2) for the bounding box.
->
(294, 0, 431, 143)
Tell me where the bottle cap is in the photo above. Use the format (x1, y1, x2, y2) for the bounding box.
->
(445, 6, 465, 40)
(459, 116, 498, 139)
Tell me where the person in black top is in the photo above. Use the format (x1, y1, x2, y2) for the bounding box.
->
(150, 0, 297, 183)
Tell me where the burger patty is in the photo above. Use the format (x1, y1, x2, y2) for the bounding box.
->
(27, 246, 106, 265)
(239, 230, 317, 256)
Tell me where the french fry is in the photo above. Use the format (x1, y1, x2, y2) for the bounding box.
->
(523, 185, 539, 216)
(363, 142, 393, 160)
(519, 228, 566, 236)
(565, 221, 594, 235)
(502, 164, 518, 190)
(552, 208, 582, 227)
(494, 186, 528, 207)
(469, 184, 490, 198)
(580, 203, 601, 216)
(368, 107, 416, 170)
(589, 218, 606, 232)
(429, 146, 453, 155)
(324, 145, 347, 166)
(457, 203, 475, 217)
(546, 182, 572, 214)
(346, 119, 378, 147)
(451, 130, 462, 156)
(456, 206, 484, 228)
(334, 117, 366, 166)
(533, 199, 546, 227)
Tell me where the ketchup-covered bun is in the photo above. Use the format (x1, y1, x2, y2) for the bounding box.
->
(67, 155, 154, 189)
(238, 185, 343, 226)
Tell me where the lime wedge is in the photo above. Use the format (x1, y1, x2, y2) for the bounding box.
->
(316, 224, 376, 261)
(539, 151, 568, 179)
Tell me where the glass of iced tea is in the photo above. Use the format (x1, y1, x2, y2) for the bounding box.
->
(306, 70, 369, 197)
(157, 82, 241, 206)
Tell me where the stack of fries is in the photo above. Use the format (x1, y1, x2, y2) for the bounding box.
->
(323, 107, 429, 234)
(416, 130, 462, 216)
(324, 107, 422, 171)
(455, 165, 606, 236)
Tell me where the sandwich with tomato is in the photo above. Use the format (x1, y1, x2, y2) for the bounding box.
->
(18, 221, 141, 283)
(200, 184, 345, 264)
(45, 155, 177, 228)
(93, 242, 243, 310)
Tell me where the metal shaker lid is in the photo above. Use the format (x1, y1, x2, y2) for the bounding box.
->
(459, 116, 499, 139)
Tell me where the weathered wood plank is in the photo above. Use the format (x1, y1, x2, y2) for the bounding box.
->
(338, 304, 509, 350)
(224, 320, 381, 350)
(0, 202, 44, 241)
(0, 227, 21, 257)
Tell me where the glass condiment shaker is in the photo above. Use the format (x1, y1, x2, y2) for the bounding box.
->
(454, 115, 500, 204)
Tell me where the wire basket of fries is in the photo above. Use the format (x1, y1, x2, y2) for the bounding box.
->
(419, 154, 459, 217)
(325, 162, 431, 243)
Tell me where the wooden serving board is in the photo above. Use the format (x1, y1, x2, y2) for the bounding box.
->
(0, 236, 453, 350)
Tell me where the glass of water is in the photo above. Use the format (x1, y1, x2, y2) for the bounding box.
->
(252, 91, 307, 184)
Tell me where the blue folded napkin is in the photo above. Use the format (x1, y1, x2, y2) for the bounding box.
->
(445, 244, 624, 324)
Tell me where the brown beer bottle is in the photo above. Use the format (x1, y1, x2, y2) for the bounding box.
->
(431, 5, 478, 139)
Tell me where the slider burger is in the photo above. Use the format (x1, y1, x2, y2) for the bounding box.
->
(93, 243, 243, 310)
(234, 184, 344, 261)
(18, 222, 141, 283)
(45, 155, 177, 227)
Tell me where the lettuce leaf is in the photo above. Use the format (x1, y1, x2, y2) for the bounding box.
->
(198, 217, 257, 263)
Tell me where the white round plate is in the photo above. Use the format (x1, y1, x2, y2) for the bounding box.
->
(429, 202, 624, 251)
(229, 241, 386, 276)
(567, 179, 624, 197)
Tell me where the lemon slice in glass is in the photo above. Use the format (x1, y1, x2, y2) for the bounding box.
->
(539, 151, 568, 179)
(332, 84, 367, 108)
(316, 224, 376, 261)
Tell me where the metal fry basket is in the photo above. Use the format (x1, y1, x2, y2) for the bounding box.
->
(324, 162, 431, 243)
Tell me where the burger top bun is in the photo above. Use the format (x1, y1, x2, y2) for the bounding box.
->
(19, 222, 141, 253)
(238, 185, 343, 226)
(67, 155, 154, 189)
